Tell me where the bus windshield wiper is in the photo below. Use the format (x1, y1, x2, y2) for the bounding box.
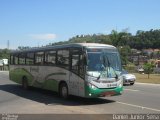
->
(97, 53, 108, 80)
(102, 54, 118, 79)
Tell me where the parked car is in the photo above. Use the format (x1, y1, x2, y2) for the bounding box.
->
(121, 70, 136, 85)
(137, 66, 144, 73)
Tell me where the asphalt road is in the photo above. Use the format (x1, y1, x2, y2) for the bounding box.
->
(0, 71, 160, 116)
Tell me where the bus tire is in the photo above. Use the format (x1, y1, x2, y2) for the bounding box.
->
(22, 77, 29, 90)
(59, 83, 68, 99)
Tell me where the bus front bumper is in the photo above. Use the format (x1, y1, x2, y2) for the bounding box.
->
(85, 85, 123, 98)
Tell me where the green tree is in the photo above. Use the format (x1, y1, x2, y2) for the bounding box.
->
(118, 46, 131, 65)
(110, 30, 119, 46)
(49, 28, 160, 50)
(143, 62, 155, 79)
(0, 49, 10, 59)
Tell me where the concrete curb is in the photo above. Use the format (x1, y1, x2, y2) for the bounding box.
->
(0, 71, 9, 72)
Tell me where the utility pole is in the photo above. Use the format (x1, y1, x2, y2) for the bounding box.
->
(7, 40, 10, 49)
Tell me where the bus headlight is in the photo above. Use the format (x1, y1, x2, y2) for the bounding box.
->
(118, 79, 123, 87)
(119, 82, 122, 87)
(87, 76, 97, 81)
(88, 83, 98, 90)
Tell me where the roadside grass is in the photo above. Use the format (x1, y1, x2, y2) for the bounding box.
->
(132, 73, 160, 84)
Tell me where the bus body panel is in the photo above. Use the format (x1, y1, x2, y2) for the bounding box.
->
(9, 65, 86, 97)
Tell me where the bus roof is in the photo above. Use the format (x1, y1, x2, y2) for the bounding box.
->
(74, 43, 115, 48)
(11, 43, 116, 54)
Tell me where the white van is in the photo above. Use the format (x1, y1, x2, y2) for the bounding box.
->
(3, 59, 8, 65)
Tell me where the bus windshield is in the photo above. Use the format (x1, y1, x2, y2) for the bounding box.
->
(87, 49, 121, 78)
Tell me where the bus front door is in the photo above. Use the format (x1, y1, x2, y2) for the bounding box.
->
(69, 72, 79, 96)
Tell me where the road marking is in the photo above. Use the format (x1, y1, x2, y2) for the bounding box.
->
(136, 82, 160, 86)
(117, 101, 160, 112)
(124, 89, 139, 92)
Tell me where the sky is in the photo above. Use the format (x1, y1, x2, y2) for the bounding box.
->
(0, 0, 160, 49)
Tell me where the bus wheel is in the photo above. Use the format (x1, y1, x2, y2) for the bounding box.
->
(59, 83, 68, 99)
(22, 77, 29, 90)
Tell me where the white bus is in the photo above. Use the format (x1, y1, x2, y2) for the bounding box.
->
(9, 43, 123, 98)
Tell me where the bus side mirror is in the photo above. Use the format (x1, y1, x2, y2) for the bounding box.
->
(115, 74, 118, 79)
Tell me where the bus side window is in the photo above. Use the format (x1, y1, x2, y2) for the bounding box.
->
(71, 54, 79, 75)
(45, 51, 56, 65)
(79, 54, 85, 78)
(57, 49, 69, 69)
(14, 54, 19, 65)
(71, 48, 85, 78)
(10, 55, 14, 65)
(19, 53, 26, 65)
(35, 52, 44, 65)
(26, 53, 34, 65)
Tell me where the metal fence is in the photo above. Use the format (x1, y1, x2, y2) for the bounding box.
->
(0, 65, 9, 71)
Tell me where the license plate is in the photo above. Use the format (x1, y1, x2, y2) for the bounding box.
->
(102, 91, 116, 96)
(106, 83, 117, 88)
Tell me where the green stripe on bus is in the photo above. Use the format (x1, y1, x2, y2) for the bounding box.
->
(44, 72, 66, 81)
(43, 79, 59, 92)
(9, 68, 34, 85)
